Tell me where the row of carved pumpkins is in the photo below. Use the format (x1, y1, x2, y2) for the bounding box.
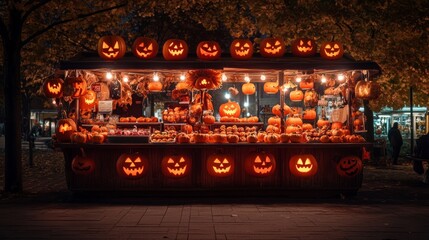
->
(72, 152, 362, 179)
(98, 36, 344, 61)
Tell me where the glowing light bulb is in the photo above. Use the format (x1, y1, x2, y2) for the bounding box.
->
(244, 74, 250, 83)
(337, 73, 345, 81)
(321, 75, 327, 83)
(222, 73, 227, 81)
(260, 75, 266, 81)
(106, 72, 113, 80)
(244, 102, 249, 107)
(122, 76, 129, 83)
(153, 73, 159, 82)
(224, 93, 231, 99)
(180, 74, 185, 81)
(295, 76, 302, 83)
(52, 99, 57, 105)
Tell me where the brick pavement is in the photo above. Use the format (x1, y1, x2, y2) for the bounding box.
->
(1, 143, 429, 239)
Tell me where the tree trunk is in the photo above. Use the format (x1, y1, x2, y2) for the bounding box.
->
(364, 100, 374, 143)
(3, 8, 23, 192)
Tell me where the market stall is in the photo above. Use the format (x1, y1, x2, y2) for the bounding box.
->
(50, 36, 381, 195)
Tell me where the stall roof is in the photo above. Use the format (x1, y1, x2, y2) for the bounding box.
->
(60, 52, 381, 75)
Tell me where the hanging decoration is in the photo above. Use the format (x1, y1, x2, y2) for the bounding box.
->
(354, 80, 380, 100)
(242, 82, 256, 95)
(43, 77, 64, 98)
(79, 90, 97, 110)
(186, 69, 222, 90)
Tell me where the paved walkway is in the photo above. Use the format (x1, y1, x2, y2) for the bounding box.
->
(1, 145, 429, 239)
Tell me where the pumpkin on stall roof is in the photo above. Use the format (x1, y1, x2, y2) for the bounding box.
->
(132, 37, 158, 59)
(291, 38, 317, 57)
(196, 41, 222, 60)
(320, 41, 344, 60)
(259, 37, 285, 58)
(230, 39, 253, 60)
(97, 35, 126, 60)
(163, 39, 189, 60)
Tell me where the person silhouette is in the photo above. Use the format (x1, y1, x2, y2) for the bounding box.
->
(388, 122, 403, 165)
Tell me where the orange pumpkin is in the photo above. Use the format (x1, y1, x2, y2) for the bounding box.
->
(304, 89, 319, 108)
(331, 122, 344, 130)
(245, 151, 276, 176)
(302, 109, 317, 120)
(268, 116, 281, 126)
(207, 154, 234, 177)
(259, 37, 285, 58)
(320, 41, 344, 60)
(299, 78, 314, 90)
(336, 155, 362, 177)
(219, 100, 241, 118)
(162, 39, 189, 60)
(43, 77, 64, 98)
(317, 119, 330, 128)
(148, 81, 163, 92)
(290, 89, 304, 102)
(175, 82, 189, 90)
(79, 90, 97, 110)
(97, 35, 126, 60)
(132, 37, 158, 59)
(286, 115, 303, 126)
(272, 103, 292, 117)
(203, 115, 215, 124)
(289, 154, 318, 177)
(161, 154, 191, 178)
(196, 41, 221, 60)
(230, 39, 253, 60)
(291, 38, 317, 57)
(65, 76, 87, 98)
(71, 154, 95, 175)
(116, 152, 148, 179)
(56, 118, 77, 142)
(264, 82, 278, 94)
(302, 123, 313, 131)
(242, 82, 256, 95)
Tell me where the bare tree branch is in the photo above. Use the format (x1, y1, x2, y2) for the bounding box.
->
(21, 1, 128, 47)
(22, 0, 52, 23)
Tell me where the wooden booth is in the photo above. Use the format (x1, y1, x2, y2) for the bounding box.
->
(51, 37, 381, 196)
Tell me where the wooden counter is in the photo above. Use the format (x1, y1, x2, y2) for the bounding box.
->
(57, 142, 370, 196)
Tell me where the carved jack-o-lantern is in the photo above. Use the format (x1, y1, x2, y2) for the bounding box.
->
(195, 77, 214, 90)
(79, 90, 97, 110)
(55, 118, 77, 142)
(336, 155, 362, 177)
(219, 100, 241, 118)
(116, 153, 148, 179)
(230, 39, 253, 60)
(66, 76, 87, 98)
(354, 80, 380, 100)
(71, 155, 95, 175)
(43, 77, 64, 98)
(97, 35, 126, 60)
(162, 39, 189, 60)
(291, 38, 317, 57)
(132, 37, 158, 59)
(161, 154, 191, 178)
(245, 152, 276, 176)
(259, 37, 285, 58)
(242, 82, 256, 95)
(289, 154, 318, 177)
(264, 82, 279, 94)
(207, 154, 234, 177)
(320, 41, 344, 60)
(196, 41, 221, 60)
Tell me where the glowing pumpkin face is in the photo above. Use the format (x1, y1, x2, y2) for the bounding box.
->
(55, 118, 77, 142)
(219, 100, 241, 118)
(291, 38, 317, 57)
(289, 154, 318, 177)
(260, 37, 285, 58)
(197, 41, 221, 60)
(79, 90, 97, 110)
(132, 37, 158, 59)
(245, 152, 276, 176)
(207, 154, 234, 177)
(320, 41, 344, 60)
(66, 76, 87, 98)
(230, 39, 253, 60)
(195, 77, 214, 90)
(337, 156, 362, 177)
(162, 39, 189, 60)
(71, 155, 95, 175)
(97, 35, 126, 60)
(354, 80, 381, 100)
(116, 153, 148, 179)
(43, 77, 64, 98)
(161, 155, 191, 178)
